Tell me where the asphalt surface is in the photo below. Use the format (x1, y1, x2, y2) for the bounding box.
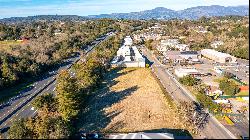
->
(0, 32, 114, 136)
(141, 47, 237, 139)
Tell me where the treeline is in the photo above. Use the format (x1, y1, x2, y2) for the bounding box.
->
(7, 34, 123, 139)
(0, 19, 118, 90)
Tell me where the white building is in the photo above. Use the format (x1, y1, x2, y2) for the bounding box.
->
(175, 44, 189, 51)
(174, 68, 200, 78)
(133, 33, 162, 42)
(211, 41, 224, 49)
(111, 36, 145, 67)
(157, 39, 189, 52)
(201, 49, 237, 63)
(124, 36, 133, 46)
(161, 39, 179, 47)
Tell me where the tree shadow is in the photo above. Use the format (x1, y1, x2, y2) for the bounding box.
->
(142, 54, 154, 66)
(77, 67, 139, 133)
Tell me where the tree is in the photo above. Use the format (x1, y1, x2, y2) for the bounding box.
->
(196, 92, 221, 112)
(177, 101, 210, 134)
(32, 93, 58, 112)
(56, 70, 80, 121)
(1, 57, 18, 85)
(8, 118, 34, 139)
(179, 75, 198, 86)
(145, 39, 153, 50)
(219, 78, 240, 96)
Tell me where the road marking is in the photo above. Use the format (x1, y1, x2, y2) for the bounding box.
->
(32, 110, 37, 116)
(131, 133, 137, 139)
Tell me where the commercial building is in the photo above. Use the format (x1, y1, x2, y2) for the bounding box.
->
(111, 36, 145, 67)
(175, 44, 189, 51)
(163, 51, 201, 64)
(211, 41, 224, 49)
(157, 39, 189, 52)
(201, 49, 237, 63)
(174, 68, 201, 78)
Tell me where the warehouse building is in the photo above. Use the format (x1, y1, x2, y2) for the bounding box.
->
(163, 51, 201, 64)
(201, 49, 237, 63)
(111, 36, 145, 67)
(174, 68, 201, 78)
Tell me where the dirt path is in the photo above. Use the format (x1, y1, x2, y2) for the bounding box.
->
(79, 68, 190, 135)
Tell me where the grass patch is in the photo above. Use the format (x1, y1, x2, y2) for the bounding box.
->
(236, 90, 249, 96)
(0, 40, 23, 53)
(149, 69, 174, 107)
(213, 77, 225, 82)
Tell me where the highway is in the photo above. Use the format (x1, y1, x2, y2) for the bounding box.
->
(141, 47, 237, 139)
(0, 32, 114, 136)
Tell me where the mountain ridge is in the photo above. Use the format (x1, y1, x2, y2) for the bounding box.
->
(0, 5, 248, 23)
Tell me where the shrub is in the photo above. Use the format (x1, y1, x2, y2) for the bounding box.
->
(179, 75, 198, 86)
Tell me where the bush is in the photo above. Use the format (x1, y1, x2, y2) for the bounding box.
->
(219, 78, 240, 96)
(179, 75, 198, 86)
(196, 92, 222, 113)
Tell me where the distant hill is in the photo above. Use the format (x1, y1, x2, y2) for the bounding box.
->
(0, 5, 248, 23)
(89, 5, 249, 20)
(0, 15, 89, 24)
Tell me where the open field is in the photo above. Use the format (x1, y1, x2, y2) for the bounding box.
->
(0, 40, 24, 54)
(79, 68, 193, 137)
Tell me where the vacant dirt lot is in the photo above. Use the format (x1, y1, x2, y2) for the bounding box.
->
(79, 68, 191, 136)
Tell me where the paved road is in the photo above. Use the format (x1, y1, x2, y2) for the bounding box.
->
(0, 32, 114, 136)
(141, 48, 237, 139)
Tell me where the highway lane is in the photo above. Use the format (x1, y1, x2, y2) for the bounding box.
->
(0, 32, 114, 135)
(141, 47, 237, 139)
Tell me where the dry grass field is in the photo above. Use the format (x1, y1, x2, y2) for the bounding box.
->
(0, 40, 23, 54)
(79, 68, 193, 137)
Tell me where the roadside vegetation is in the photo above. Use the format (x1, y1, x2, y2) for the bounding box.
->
(0, 19, 118, 102)
(7, 32, 124, 139)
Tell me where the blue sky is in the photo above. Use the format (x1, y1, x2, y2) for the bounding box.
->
(0, 0, 249, 19)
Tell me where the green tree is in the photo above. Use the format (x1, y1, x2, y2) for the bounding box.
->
(219, 78, 240, 96)
(8, 118, 34, 139)
(56, 70, 80, 121)
(179, 75, 198, 86)
(1, 57, 18, 85)
(32, 93, 57, 112)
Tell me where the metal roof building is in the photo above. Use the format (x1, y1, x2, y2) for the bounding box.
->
(201, 49, 237, 63)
